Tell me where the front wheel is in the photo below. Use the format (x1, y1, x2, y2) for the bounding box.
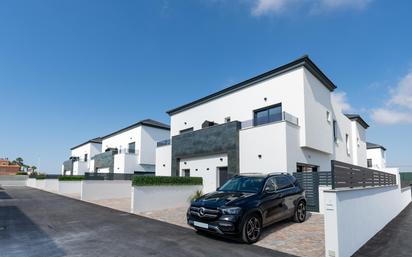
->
(241, 213, 262, 244)
(294, 200, 306, 223)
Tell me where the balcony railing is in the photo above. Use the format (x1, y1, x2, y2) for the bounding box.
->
(117, 148, 139, 155)
(157, 139, 171, 147)
(241, 111, 299, 129)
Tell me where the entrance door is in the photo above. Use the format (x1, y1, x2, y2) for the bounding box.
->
(217, 167, 229, 187)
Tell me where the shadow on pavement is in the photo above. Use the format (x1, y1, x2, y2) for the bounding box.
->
(0, 206, 65, 257)
(0, 191, 12, 199)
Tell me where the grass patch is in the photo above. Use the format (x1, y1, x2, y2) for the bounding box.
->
(35, 174, 47, 180)
(59, 175, 84, 181)
(132, 176, 202, 186)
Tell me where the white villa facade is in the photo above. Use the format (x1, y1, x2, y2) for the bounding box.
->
(62, 119, 170, 175)
(62, 138, 102, 175)
(155, 56, 377, 193)
(366, 142, 387, 170)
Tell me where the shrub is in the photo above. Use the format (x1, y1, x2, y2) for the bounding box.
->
(188, 189, 203, 203)
(35, 174, 46, 180)
(132, 176, 202, 186)
(59, 175, 84, 181)
(16, 172, 28, 175)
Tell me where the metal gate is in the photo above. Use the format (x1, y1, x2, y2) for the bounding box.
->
(293, 172, 332, 212)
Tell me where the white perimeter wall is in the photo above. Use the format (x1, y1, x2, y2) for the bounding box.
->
(44, 179, 59, 192)
(26, 178, 36, 187)
(155, 145, 171, 176)
(81, 180, 132, 201)
(324, 186, 412, 257)
(131, 185, 202, 213)
(58, 181, 82, 195)
(180, 154, 227, 193)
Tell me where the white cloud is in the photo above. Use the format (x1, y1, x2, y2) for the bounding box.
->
(371, 69, 412, 125)
(388, 70, 412, 109)
(371, 108, 412, 125)
(332, 91, 353, 112)
(250, 0, 372, 16)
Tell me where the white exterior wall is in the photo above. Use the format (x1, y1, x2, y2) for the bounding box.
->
(367, 148, 386, 170)
(155, 145, 172, 176)
(351, 122, 367, 167)
(170, 68, 305, 137)
(73, 161, 88, 175)
(239, 121, 288, 173)
(102, 127, 141, 155)
(140, 126, 170, 165)
(180, 154, 228, 193)
(131, 185, 202, 213)
(70, 142, 102, 174)
(324, 186, 411, 257)
(331, 97, 354, 165)
(114, 153, 139, 174)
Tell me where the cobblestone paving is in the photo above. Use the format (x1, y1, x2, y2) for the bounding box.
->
(140, 206, 325, 257)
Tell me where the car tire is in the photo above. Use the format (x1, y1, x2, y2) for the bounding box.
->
(241, 213, 262, 244)
(294, 200, 306, 223)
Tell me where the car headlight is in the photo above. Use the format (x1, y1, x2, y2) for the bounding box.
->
(220, 207, 242, 215)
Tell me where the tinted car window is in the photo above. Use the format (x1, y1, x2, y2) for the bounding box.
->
(275, 176, 294, 190)
(219, 176, 265, 193)
(264, 177, 277, 191)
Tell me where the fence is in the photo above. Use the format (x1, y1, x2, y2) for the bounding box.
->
(332, 160, 396, 189)
(293, 171, 332, 212)
(400, 172, 412, 188)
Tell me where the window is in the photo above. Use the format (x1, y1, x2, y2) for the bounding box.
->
(345, 134, 350, 155)
(367, 159, 373, 168)
(128, 142, 135, 154)
(264, 177, 277, 191)
(333, 120, 338, 142)
(275, 176, 294, 190)
(179, 127, 194, 134)
(183, 169, 190, 177)
(253, 103, 282, 126)
(327, 111, 331, 122)
(84, 154, 88, 162)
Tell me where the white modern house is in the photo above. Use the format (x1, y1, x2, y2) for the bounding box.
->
(156, 55, 377, 193)
(366, 142, 387, 170)
(62, 137, 102, 175)
(90, 119, 170, 174)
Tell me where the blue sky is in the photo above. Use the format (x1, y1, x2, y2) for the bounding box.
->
(0, 0, 411, 173)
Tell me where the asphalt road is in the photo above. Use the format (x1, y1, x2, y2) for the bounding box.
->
(0, 186, 295, 257)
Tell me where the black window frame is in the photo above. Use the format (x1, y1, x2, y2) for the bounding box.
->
(367, 159, 373, 168)
(128, 142, 136, 154)
(253, 103, 282, 126)
(333, 120, 338, 142)
(84, 154, 88, 162)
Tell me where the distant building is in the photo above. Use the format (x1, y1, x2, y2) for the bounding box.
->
(0, 158, 20, 175)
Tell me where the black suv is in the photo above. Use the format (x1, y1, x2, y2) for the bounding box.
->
(187, 173, 306, 243)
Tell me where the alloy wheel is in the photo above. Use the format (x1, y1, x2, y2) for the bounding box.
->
(246, 216, 261, 241)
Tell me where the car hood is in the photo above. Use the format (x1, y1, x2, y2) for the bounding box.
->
(193, 191, 256, 208)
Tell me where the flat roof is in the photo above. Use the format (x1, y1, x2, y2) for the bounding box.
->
(367, 142, 387, 151)
(70, 137, 102, 150)
(101, 119, 170, 140)
(345, 114, 370, 129)
(167, 55, 337, 115)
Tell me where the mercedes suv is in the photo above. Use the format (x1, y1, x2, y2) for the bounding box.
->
(187, 173, 306, 243)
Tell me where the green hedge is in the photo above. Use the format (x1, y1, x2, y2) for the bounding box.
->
(132, 176, 202, 186)
(35, 174, 47, 180)
(59, 175, 84, 181)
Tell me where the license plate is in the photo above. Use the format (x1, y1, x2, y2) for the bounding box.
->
(194, 221, 208, 229)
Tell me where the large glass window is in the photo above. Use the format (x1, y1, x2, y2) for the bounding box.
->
(219, 176, 265, 193)
(254, 104, 282, 126)
(275, 176, 294, 190)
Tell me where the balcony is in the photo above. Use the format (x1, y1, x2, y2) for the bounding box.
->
(241, 111, 298, 129)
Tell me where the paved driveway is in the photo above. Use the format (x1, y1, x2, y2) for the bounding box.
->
(0, 186, 295, 257)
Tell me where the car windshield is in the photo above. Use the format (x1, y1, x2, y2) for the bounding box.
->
(218, 176, 265, 193)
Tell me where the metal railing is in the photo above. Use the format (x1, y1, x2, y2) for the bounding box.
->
(240, 111, 299, 129)
(332, 160, 397, 189)
(157, 139, 171, 147)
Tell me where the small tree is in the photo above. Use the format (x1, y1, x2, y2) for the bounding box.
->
(31, 165, 37, 172)
(15, 157, 23, 164)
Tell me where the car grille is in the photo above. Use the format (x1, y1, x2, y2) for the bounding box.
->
(190, 206, 220, 219)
